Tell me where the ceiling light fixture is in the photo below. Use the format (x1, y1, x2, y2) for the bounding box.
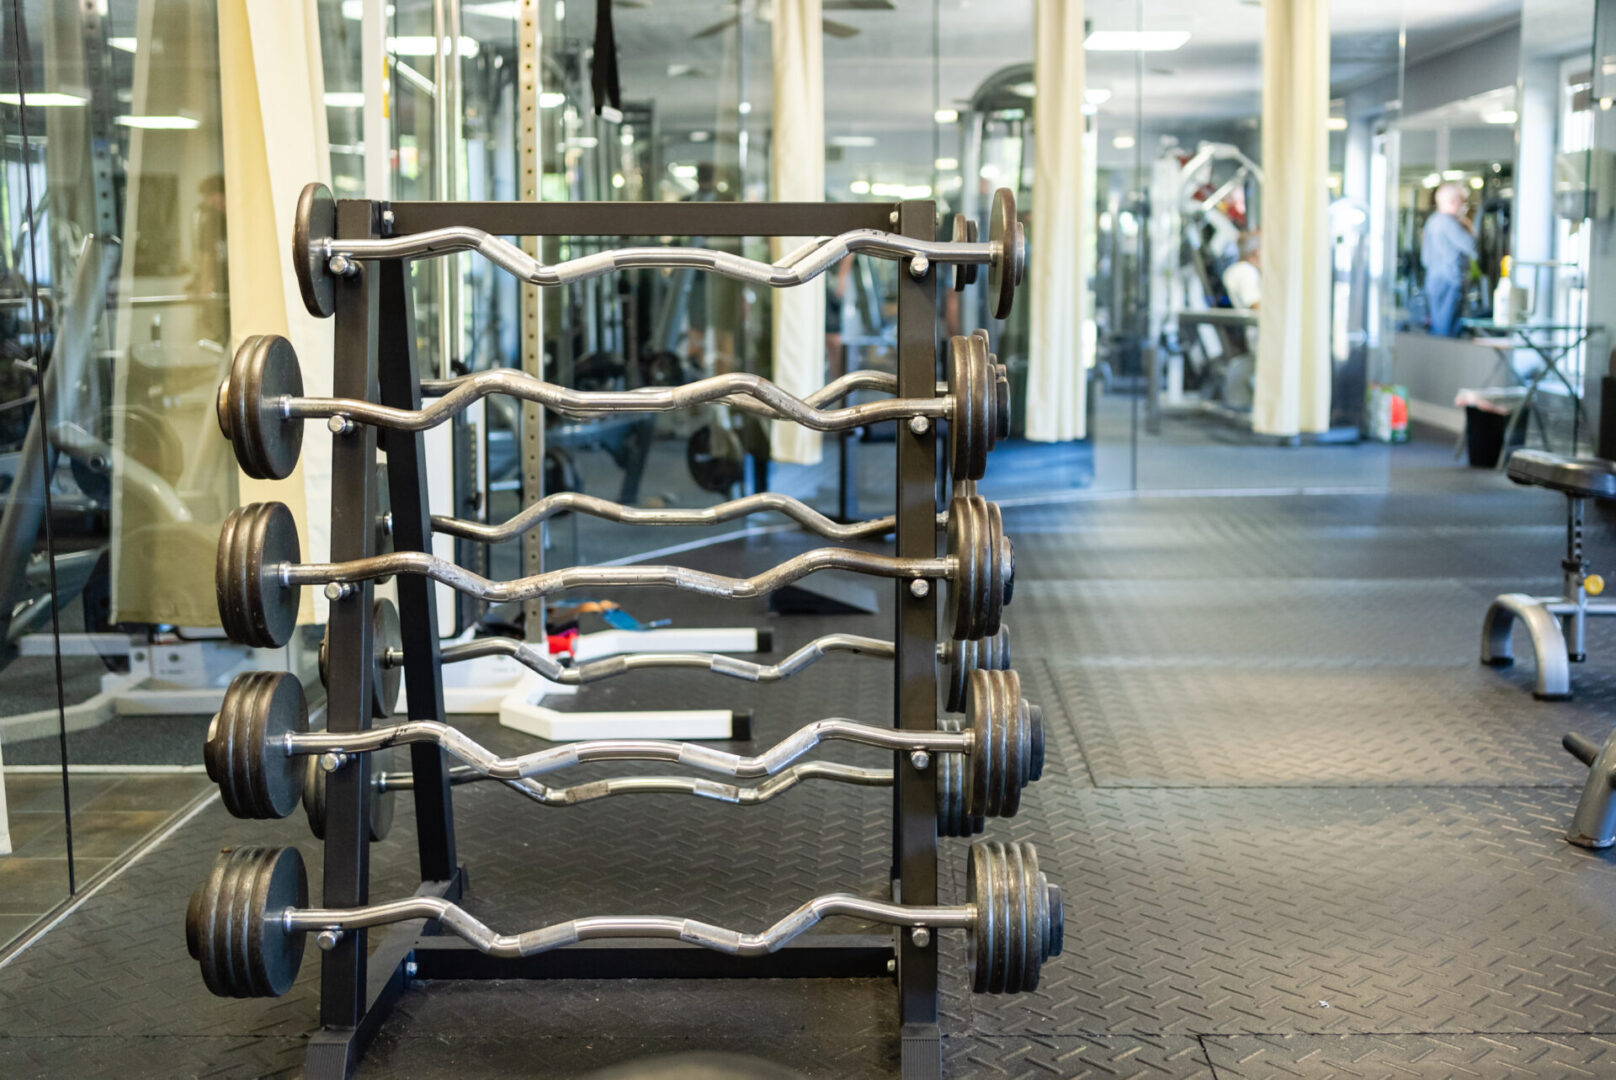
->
(934, 157, 958, 171)
(388, 36, 479, 58)
(0, 91, 89, 106)
(1112, 133, 1136, 149)
(1327, 116, 1347, 131)
(539, 91, 566, 107)
(116, 114, 200, 129)
(324, 91, 366, 108)
(1084, 30, 1191, 52)
(1482, 110, 1517, 125)
(934, 108, 959, 123)
(830, 135, 878, 148)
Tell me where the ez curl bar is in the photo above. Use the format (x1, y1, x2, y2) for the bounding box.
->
(187, 839, 1061, 999)
(217, 330, 1007, 483)
(292, 182, 1025, 322)
(216, 495, 1013, 650)
(204, 667, 1043, 828)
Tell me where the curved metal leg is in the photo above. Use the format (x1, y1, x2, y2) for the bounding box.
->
(1481, 592, 1573, 700)
(1564, 729, 1616, 848)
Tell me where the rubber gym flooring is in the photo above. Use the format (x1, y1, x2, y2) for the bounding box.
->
(6, 426, 1616, 1078)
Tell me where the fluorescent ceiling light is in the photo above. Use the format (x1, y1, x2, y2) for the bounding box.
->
(1469, 177, 1484, 189)
(1327, 116, 1347, 131)
(979, 163, 1001, 180)
(1482, 110, 1517, 125)
(1085, 88, 1112, 105)
(935, 157, 959, 171)
(342, 1, 396, 18)
(570, 135, 598, 148)
(1010, 81, 1036, 98)
(1441, 169, 1465, 180)
(465, 1, 521, 15)
(830, 135, 877, 148)
(0, 91, 89, 106)
(1112, 133, 1136, 149)
(1085, 30, 1190, 51)
(868, 182, 932, 199)
(850, 179, 871, 194)
(388, 36, 479, 58)
(1421, 172, 1441, 189)
(539, 91, 566, 107)
(108, 37, 137, 53)
(670, 163, 699, 179)
(934, 108, 959, 123)
(324, 91, 366, 108)
(117, 114, 200, 129)
(690, 130, 711, 142)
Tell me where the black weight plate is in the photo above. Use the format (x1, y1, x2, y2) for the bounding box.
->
(950, 214, 971, 292)
(222, 502, 301, 649)
(246, 846, 308, 997)
(295, 182, 337, 319)
(227, 335, 305, 481)
(373, 598, 402, 717)
(988, 188, 1020, 320)
(948, 335, 989, 482)
(212, 847, 253, 998)
(248, 672, 309, 819)
(303, 752, 394, 842)
(687, 425, 745, 494)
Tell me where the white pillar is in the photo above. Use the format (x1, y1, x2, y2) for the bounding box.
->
(1025, 0, 1088, 441)
(1253, 0, 1332, 437)
(768, 0, 826, 465)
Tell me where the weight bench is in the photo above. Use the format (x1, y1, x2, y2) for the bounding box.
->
(1481, 449, 1616, 699)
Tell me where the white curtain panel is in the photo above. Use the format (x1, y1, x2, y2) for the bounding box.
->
(769, 0, 827, 465)
(1026, 0, 1088, 441)
(220, 0, 333, 624)
(1254, 0, 1332, 436)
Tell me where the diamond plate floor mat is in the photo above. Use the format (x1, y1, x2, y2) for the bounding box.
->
(1202, 1033, 1616, 1079)
(1045, 659, 1605, 787)
(957, 785, 1616, 1038)
(1010, 579, 1497, 667)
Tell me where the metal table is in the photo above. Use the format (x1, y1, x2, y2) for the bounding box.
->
(1460, 320, 1597, 462)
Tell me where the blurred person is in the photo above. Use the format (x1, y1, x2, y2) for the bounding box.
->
(192, 174, 228, 344)
(1221, 230, 1261, 310)
(1421, 182, 1476, 337)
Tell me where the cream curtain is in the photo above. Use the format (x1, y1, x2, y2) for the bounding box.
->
(769, 0, 826, 465)
(108, 0, 234, 625)
(1254, 0, 1332, 436)
(1025, 0, 1087, 441)
(216, 0, 333, 627)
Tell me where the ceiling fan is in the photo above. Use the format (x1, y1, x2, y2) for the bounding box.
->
(692, 0, 895, 42)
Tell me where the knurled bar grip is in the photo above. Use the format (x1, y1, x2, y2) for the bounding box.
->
(285, 548, 953, 602)
(294, 716, 973, 782)
(433, 632, 895, 685)
(286, 368, 950, 433)
(381, 760, 894, 806)
(286, 891, 975, 956)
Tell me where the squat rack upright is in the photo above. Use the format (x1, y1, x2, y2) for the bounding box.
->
(306, 193, 948, 1079)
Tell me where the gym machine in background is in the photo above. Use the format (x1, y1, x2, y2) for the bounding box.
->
(188, 183, 1060, 1080)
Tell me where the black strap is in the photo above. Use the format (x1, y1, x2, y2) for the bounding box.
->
(591, 0, 621, 116)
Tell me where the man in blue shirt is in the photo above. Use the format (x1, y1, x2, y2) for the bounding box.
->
(1421, 182, 1477, 337)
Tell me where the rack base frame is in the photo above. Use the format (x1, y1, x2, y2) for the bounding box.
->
(306, 194, 945, 1080)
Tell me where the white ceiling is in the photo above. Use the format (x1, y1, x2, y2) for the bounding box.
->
(573, 0, 1534, 138)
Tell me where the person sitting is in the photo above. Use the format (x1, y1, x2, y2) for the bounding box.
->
(1221, 231, 1261, 310)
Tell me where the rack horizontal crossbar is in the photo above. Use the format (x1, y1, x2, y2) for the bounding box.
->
(381, 200, 898, 238)
(407, 933, 894, 980)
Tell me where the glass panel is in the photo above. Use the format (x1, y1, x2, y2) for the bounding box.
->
(0, 0, 232, 945)
(0, 3, 75, 944)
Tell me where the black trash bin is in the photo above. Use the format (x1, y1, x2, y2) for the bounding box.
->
(1465, 402, 1527, 467)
